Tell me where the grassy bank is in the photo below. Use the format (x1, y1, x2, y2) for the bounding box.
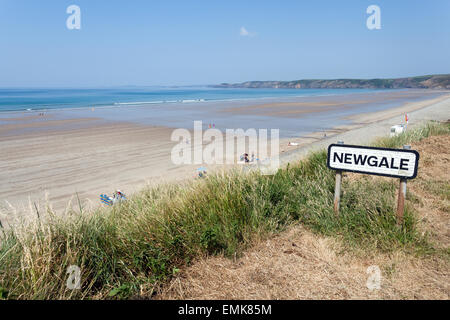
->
(0, 121, 449, 299)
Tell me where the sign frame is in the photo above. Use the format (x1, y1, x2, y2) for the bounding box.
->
(327, 143, 420, 180)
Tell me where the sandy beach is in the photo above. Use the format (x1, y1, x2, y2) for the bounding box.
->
(279, 93, 450, 157)
(0, 122, 187, 220)
(0, 90, 449, 225)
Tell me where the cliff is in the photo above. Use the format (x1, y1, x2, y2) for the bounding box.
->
(213, 74, 450, 90)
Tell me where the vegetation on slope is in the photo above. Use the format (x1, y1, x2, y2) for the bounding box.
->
(214, 74, 450, 89)
(0, 122, 448, 299)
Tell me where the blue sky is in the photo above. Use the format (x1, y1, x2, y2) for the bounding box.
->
(0, 0, 449, 87)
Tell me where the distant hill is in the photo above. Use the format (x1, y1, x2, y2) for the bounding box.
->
(213, 74, 450, 90)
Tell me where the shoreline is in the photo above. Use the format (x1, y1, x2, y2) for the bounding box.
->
(0, 88, 426, 115)
(278, 93, 450, 152)
(279, 94, 450, 165)
(1, 89, 447, 139)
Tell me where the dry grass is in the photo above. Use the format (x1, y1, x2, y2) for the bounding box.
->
(409, 135, 450, 249)
(157, 225, 449, 299)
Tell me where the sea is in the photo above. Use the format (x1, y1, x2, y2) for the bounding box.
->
(0, 87, 440, 138)
(0, 87, 385, 112)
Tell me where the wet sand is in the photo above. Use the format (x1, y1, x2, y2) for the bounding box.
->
(278, 93, 450, 152)
(220, 89, 447, 118)
(0, 90, 449, 225)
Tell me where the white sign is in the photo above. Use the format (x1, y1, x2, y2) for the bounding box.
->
(327, 144, 419, 179)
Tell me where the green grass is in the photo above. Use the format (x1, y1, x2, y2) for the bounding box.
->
(374, 120, 449, 148)
(0, 121, 448, 299)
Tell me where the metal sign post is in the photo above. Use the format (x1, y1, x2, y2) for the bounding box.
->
(333, 141, 344, 215)
(396, 145, 411, 225)
(327, 143, 419, 225)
